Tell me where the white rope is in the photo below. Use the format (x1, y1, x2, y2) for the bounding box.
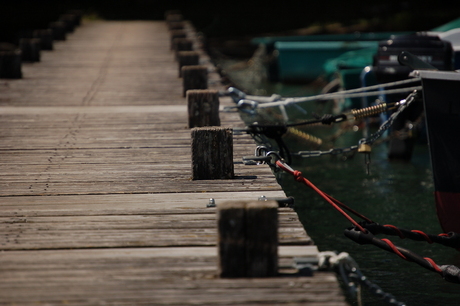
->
(255, 78, 421, 109)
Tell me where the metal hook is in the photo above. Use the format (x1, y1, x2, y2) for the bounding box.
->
(237, 99, 259, 115)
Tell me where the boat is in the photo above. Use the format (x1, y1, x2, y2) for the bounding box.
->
(230, 67, 460, 240)
(329, 31, 456, 160)
(249, 17, 460, 84)
(414, 69, 460, 234)
(251, 32, 409, 83)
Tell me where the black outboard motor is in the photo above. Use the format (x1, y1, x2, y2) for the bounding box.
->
(374, 33, 453, 82)
(373, 33, 454, 161)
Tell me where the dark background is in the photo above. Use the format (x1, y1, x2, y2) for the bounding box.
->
(1, 0, 460, 42)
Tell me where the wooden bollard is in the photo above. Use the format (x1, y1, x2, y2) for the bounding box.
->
(218, 201, 278, 278)
(182, 65, 207, 97)
(49, 22, 67, 41)
(33, 29, 53, 50)
(170, 30, 186, 50)
(217, 201, 247, 277)
(67, 10, 83, 26)
(165, 10, 182, 20)
(0, 44, 22, 79)
(168, 21, 185, 31)
(187, 89, 220, 128)
(173, 38, 193, 57)
(178, 51, 199, 77)
(58, 14, 78, 33)
(166, 13, 183, 23)
(19, 38, 41, 62)
(245, 201, 279, 277)
(191, 127, 234, 180)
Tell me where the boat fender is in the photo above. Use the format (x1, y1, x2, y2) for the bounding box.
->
(440, 265, 460, 284)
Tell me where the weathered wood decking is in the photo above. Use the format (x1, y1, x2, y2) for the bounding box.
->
(0, 20, 347, 305)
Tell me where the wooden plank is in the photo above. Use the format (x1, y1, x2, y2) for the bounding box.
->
(0, 218, 310, 250)
(0, 20, 346, 305)
(0, 191, 286, 215)
(0, 191, 311, 251)
(0, 247, 350, 306)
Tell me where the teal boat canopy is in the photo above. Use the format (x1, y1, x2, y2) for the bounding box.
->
(323, 46, 378, 78)
(431, 17, 460, 32)
(275, 41, 378, 82)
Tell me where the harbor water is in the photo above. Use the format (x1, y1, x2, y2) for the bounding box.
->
(278, 140, 460, 305)
(218, 57, 460, 305)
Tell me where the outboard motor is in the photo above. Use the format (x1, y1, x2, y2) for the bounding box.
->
(374, 33, 453, 82)
(373, 33, 454, 161)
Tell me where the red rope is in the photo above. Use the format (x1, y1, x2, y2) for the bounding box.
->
(381, 238, 407, 260)
(274, 159, 449, 278)
(276, 160, 367, 232)
(325, 192, 373, 223)
(384, 224, 405, 239)
(411, 230, 434, 244)
(424, 257, 443, 273)
(381, 238, 442, 274)
(384, 224, 441, 244)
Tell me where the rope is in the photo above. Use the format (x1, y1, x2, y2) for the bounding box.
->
(361, 222, 460, 249)
(256, 79, 421, 109)
(274, 158, 460, 284)
(275, 160, 367, 232)
(344, 228, 446, 276)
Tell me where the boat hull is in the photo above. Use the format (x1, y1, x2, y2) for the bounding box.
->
(418, 70, 460, 233)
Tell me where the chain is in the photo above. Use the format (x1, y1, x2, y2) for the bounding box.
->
(292, 90, 419, 159)
(294, 145, 359, 158)
(362, 90, 418, 146)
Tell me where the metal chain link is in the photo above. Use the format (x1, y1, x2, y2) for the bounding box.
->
(293, 90, 419, 158)
(294, 145, 359, 157)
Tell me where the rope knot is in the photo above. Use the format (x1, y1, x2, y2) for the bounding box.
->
(293, 170, 303, 182)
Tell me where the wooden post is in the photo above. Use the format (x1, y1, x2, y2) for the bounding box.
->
(187, 89, 220, 128)
(170, 30, 186, 50)
(19, 38, 41, 62)
(178, 51, 199, 77)
(217, 201, 247, 277)
(217, 201, 279, 278)
(173, 38, 193, 59)
(67, 10, 83, 26)
(33, 29, 53, 50)
(245, 201, 278, 277)
(182, 65, 207, 97)
(164, 10, 182, 20)
(191, 127, 234, 180)
(49, 21, 67, 41)
(0, 45, 22, 79)
(166, 13, 183, 23)
(58, 14, 78, 33)
(168, 21, 185, 31)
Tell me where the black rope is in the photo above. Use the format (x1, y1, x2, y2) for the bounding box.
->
(344, 227, 438, 272)
(360, 222, 460, 249)
(251, 113, 347, 129)
(344, 227, 460, 284)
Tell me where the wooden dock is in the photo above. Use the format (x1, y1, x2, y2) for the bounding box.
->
(0, 19, 347, 305)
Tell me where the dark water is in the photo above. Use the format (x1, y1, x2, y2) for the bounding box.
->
(225, 65, 460, 304)
(276, 139, 460, 305)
